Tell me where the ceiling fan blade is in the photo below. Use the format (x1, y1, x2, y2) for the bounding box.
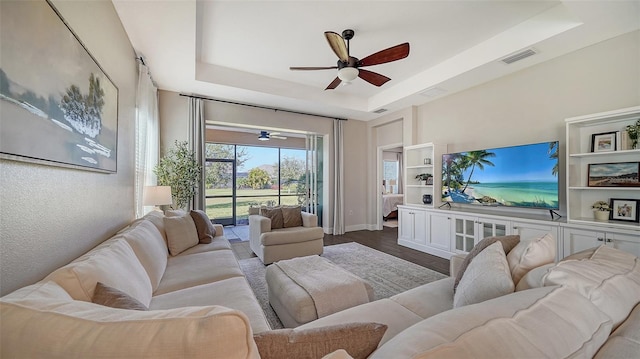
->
(290, 66, 338, 71)
(358, 43, 410, 67)
(271, 135, 288, 140)
(358, 69, 391, 87)
(325, 77, 342, 90)
(324, 31, 349, 62)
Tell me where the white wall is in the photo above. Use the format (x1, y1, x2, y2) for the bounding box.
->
(158, 90, 368, 232)
(368, 30, 639, 223)
(0, 1, 137, 296)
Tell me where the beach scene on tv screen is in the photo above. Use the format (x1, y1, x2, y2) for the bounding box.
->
(442, 142, 559, 209)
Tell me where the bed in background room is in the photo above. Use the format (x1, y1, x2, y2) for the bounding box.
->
(383, 193, 404, 221)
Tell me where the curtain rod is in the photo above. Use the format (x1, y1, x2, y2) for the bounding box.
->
(179, 93, 347, 121)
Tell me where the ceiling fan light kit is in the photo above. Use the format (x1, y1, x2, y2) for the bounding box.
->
(338, 67, 359, 82)
(289, 29, 410, 90)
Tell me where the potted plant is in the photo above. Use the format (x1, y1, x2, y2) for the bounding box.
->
(626, 119, 640, 149)
(154, 140, 202, 209)
(415, 173, 433, 185)
(592, 200, 611, 221)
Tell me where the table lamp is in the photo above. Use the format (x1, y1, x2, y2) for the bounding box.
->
(143, 186, 172, 211)
(389, 179, 397, 194)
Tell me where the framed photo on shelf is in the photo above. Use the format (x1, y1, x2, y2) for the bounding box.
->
(609, 198, 640, 223)
(588, 162, 640, 187)
(426, 177, 434, 185)
(591, 131, 617, 153)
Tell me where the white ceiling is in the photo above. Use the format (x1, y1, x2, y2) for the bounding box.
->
(112, 1, 639, 121)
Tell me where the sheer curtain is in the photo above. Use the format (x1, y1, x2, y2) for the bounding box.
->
(188, 98, 205, 211)
(134, 62, 159, 218)
(332, 119, 345, 235)
(397, 152, 404, 194)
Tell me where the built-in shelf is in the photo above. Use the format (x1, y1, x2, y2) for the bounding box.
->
(565, 106, 640, 232)
(403, 143, 447, 207)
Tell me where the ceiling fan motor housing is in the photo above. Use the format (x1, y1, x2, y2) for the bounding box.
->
(337, 56, 359, 69)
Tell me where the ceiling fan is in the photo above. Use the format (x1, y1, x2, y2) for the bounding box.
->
(290, 29, 410, 90)
(258, 131, 287, 141)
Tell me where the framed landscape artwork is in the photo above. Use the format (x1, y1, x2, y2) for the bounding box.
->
(0, 0, 118, 173)
(588, 162, 640, 187)
(591, 131, 617, 153)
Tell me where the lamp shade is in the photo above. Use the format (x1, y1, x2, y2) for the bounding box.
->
(338, 67, 359, 82)
(389, 179, 397, 186)
(143, 186, 172, 206)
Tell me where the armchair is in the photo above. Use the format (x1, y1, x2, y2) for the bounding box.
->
(248, 207, 324, 264)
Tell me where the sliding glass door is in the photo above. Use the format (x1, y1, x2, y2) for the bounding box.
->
(205, 143, 313, 225)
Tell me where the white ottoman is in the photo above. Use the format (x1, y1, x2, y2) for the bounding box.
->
(266, 256, 375, 328)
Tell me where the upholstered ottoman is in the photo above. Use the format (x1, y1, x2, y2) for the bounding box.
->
(266, 255, 375, 328)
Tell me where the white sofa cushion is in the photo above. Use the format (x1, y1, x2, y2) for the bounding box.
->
(45, 240, 152, 306)
(123, 219, 168, 291)
(543, 245, 640, 328)
(164, 214, 199, 256)
(454, 241, 514, 307)
(370, 286, 613, 359)
(0, 287, 259, 359)
(595, 303, 640, 358)
(506, 233, 555, 285)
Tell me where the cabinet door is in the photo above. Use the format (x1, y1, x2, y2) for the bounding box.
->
(453, 215, 476, 253)
(512, 221, 559, 241)
(413, 209, 428, 245)
(398, 208, 413, 242)
(429, 212, 451, 251)
(607, 232, 640, 257)
(477, 217, 510, 240)
(562, 227, 604, 258)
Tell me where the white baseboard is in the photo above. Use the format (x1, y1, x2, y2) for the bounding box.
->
(345, 224, 368, 232)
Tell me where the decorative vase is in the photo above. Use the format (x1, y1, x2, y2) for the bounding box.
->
(422, 194, 432, 204)
(594, 210, 610, 221)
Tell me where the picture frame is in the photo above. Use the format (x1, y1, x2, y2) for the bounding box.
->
(426, 177, 434, 185)
(609, 198, 640, 223)
(591, 131, 617, 153)
(588, 162, 640, 187)
(0, 0, 118, 173)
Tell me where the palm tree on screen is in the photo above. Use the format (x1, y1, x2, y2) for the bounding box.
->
(461, 150, 495, 193)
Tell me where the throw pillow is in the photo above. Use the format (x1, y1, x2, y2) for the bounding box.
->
(506, 233, 555, 285)
(453, 235, 520, 292)
(254, 322, 387, 359)
(261, 206, 284, 229)
(163, 214, 200, 256)
(190, 210, 216, 244)
(92, 282, 149, 311)
(453, 241, 514, 308)
(282, 205, 303, 228)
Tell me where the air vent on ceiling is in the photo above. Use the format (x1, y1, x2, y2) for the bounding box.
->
(419, 87, 447, 98)
(373, 108, 388, 114)
(501, 48, 537, 64)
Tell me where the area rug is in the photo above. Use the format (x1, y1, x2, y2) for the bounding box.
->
(237, 242, 447, 329)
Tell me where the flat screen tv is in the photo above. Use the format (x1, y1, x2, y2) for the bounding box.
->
(442, 141, 559, 209)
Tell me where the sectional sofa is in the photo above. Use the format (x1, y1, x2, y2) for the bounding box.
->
(1, 210, 639, 358)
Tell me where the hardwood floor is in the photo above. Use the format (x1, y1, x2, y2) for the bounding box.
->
(323, 227, 450, 276)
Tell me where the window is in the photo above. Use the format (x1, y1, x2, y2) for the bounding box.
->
(205, 143, 307, 225)
(383, 160, 399, 194)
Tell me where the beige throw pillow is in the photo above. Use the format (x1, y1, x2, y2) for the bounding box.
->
(282, 205, 303, 228)
(190, 210, 216, 244)
(163, 215, 200, 256)
(261, 207, 284, 229)
(454, 235, 520, 292)
(454, 241, 514, 308)
(254, 322, 387, 359)
(506, 233, 556, 285)
(92, 282, 149, 311)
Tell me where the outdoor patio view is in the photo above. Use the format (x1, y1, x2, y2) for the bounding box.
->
(205, 143, 307, 225)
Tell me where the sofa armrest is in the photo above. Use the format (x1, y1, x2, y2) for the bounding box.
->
(213, 224, 224, 236)
(301, 212, 318, 227)
(449, 253, 467, 278)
